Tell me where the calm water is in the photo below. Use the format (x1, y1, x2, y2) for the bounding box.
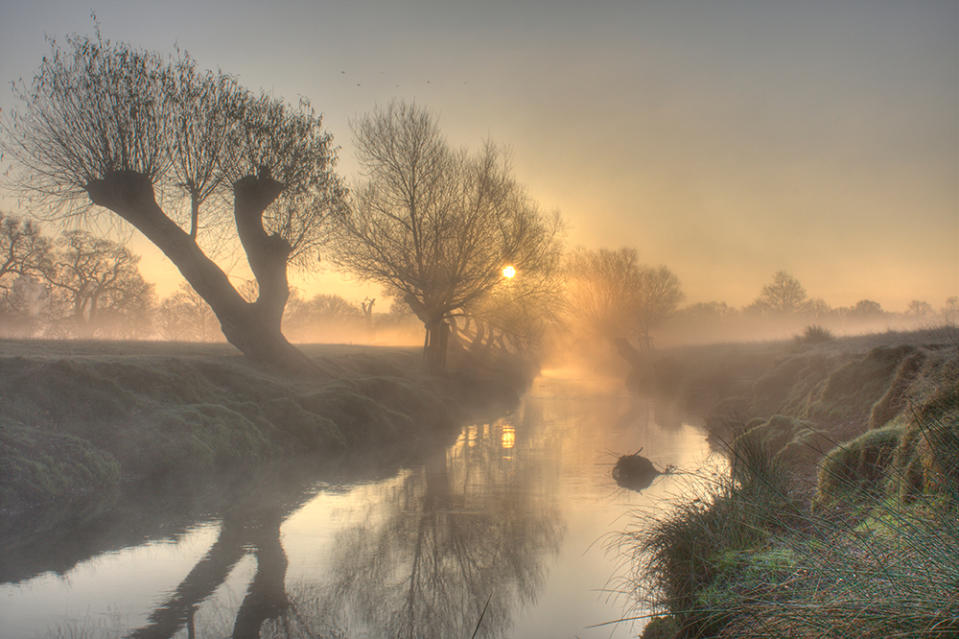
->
(0, 370, 716, 639)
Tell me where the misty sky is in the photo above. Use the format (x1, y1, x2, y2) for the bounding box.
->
(1, 0, 956, 310)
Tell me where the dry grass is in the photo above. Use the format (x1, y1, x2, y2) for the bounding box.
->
(615, 329, 959, 638)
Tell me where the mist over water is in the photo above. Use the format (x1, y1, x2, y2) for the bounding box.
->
(0, 5, 954, 636)
(0, 372, 716, 639)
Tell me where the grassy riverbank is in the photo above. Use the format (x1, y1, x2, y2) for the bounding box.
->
(0, 340, 529, 524)
(624, 327, 959, 638)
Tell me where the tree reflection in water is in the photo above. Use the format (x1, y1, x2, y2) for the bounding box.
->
(123, 414, 560, 639)
(127, 470, 317, 639)
(127, 504, 290, 639)
(293, 416, 564, 639)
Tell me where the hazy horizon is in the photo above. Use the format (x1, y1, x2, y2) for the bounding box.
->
(1, 0, 956, 311)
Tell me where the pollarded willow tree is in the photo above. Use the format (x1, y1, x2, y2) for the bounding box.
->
(330, 102, 563, 373)
(2, 32, 345, 371)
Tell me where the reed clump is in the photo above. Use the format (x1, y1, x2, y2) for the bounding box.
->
(623, 385, 959, 638)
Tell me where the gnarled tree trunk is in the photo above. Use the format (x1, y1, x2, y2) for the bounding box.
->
(424, 318, 450, 375)
(403, 292, 450, 375)
(85, 170, 315, 374)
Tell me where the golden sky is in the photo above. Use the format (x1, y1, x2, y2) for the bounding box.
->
(1, 0, 956, 311)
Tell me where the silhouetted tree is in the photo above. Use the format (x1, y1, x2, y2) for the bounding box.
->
(40, 230, 154, 337)
(635, 265, 684, 348)
(330, 102, 562, 373)
(0, 274, 49, 336)
(849, 299, 883, 318)
(3, 32, 344, 371)
(563, 247, 683, 354)
(943, 297, 959, 325)
(906, 300, 933, 318)
(0, 213, 52, 335)
(361, 296, 376, 338)
(0, 212, 49, 289)
(801, 297, 832, 319)
(754, 270, 807, 313)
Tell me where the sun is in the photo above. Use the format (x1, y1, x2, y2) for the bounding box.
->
(502, 265, 516, 279)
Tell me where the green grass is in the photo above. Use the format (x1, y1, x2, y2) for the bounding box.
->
(625, 423, 959, 639)
(618, 331, 959, 639)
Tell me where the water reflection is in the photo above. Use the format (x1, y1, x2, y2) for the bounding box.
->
(1, 374, 717, 638)
(50, 414, 563, 639)
(129, 482, 304, 639)
(292, 416, 564, 638)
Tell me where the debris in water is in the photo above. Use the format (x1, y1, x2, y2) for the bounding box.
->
(612, 448, 673, 491)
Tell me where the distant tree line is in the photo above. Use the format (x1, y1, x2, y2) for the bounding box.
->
(664, 270, 958, 346)
(0, 212, 152, 338)
(0, 211, 425, 342)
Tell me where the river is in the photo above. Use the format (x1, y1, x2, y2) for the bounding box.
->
(0, 369, 717, 639)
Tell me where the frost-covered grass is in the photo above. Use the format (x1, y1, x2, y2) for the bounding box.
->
(617, 328, 959, 638)
(0, 339, 523, 518)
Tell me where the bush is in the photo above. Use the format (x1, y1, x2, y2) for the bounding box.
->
(796, 324, 835, 345)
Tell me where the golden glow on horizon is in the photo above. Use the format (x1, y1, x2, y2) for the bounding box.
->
(502, 265, 516, 279)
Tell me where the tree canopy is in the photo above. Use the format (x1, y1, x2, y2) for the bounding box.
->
(2, 32, 345, 370)
(753, 271, 807, 313)
(0, 212, 49, 289)
(329, 102, 563, 372)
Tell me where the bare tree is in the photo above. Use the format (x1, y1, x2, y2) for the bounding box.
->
(906, 300, 934, 318)
(943, 297, 959, 326)
(0, 275, 50, 337)
(452, 267, 563, 356)
(3, 32, 344, 371)
(563, 247, 683, 355)
(0, 212, 50, 291)
(157, 281, 221, 341)
(753, 270, 807, 313)
(330, 102, 562, 373)
(41, 230, 153, 337)
(634, 264, 684, 348)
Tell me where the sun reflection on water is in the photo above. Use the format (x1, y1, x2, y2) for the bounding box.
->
(501, 424, 516, 449)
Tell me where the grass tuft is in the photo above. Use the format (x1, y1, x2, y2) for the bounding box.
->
(623, 385, 959, 639)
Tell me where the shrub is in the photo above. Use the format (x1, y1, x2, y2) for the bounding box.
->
(796, 324, 835, 345)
